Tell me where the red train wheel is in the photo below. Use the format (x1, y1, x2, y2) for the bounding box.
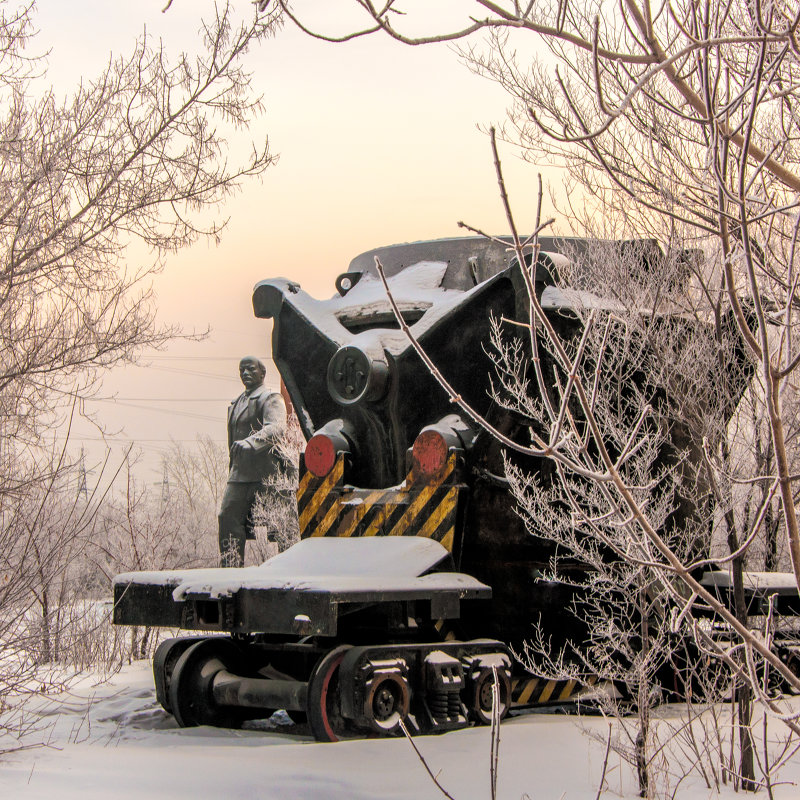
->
(306, 645, 354, 742)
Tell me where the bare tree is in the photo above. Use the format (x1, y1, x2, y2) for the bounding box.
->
(276, 3, 800, 787)
(249, 417, 303, 559)
(0, 427, 125, 732)
(275, 0, 800, 591)
(0, 0, 280, 728)
(0, 0, 278, 496)
(92, 453, 220, 661)
(163, 434, 228, 533)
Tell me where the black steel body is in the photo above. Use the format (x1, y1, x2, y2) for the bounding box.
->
(113, 236, 797, 740)
(250, 236, 724, 651)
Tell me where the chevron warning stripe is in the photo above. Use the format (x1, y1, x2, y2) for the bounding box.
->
(297, 457, 344, 532)
(297, 453, 461, 551)
(510, 674, 598, 707)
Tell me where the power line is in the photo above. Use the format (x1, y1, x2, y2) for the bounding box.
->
(144, 355, 275, 361)
(131, 365, 242, 382)
(89, 397, 233, 402)
(84, 399, 221, 422)
(51, 436, 224, 443)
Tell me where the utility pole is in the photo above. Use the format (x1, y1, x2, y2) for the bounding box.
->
(161, 463, 170, 505)
(78, 447, 88, 502)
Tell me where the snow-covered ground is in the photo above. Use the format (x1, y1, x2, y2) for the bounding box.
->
(1, 662, 798, 799)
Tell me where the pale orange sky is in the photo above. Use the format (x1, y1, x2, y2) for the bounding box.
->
(34, 1, 562, 484)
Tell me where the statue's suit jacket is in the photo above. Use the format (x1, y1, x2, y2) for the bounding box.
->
(226, 386, 287, 483)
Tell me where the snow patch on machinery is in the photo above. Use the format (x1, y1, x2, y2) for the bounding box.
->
(540, 284, 625, 311)
(113, 536, 456, 595)
(701, 570, 800, 594)
(171, 572, 487, 601)
(320, 260, 457, 321)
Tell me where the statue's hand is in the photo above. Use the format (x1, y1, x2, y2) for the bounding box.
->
(230, 439, 253, 458)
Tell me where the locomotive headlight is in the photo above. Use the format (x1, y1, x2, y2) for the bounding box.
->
(304, 420, 353, 478)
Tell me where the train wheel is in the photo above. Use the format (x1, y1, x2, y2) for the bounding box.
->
(775, 645, 800, 694)
(364, 671, 410, 735)
(169, 638, 255, 729)
(153, 637, 205, 714)
(306, 645, 355, 742)
(469, 667, 511, 725)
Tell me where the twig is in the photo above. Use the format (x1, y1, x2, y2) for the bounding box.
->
(595, 721, 613, 800)
(398, 719, 458, 800)
(490, 665, 501, 800)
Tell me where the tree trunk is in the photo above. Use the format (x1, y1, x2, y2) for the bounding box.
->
(728, 532, 756, 790)
(637, 582, 651, 798)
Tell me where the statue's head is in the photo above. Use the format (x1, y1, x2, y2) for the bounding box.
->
(239, 356, 266, 392)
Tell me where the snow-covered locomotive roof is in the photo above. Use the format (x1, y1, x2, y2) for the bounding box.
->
(345, 235, 593, 290)
(313, 246, 622, 343)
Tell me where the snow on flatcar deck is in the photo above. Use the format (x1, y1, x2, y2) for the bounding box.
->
(115, 537, 489, 603)
(701, 570, 800, 594)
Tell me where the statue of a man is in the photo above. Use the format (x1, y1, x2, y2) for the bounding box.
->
(218, 356, 287, 567)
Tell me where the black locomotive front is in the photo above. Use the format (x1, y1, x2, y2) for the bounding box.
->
(113, 236, 771, 739)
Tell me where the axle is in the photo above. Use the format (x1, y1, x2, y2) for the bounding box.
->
(212, 672, 308, 713)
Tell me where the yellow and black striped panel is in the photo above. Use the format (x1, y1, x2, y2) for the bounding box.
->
(510, 674, 599, 707)
(297, 454, 461, 552)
